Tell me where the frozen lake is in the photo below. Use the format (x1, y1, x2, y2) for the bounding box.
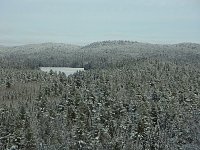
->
(40, 67, 84, 76)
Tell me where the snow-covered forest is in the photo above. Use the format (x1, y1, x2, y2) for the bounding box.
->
(0, 41, 200, 149)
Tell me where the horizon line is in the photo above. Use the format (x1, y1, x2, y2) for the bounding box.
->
(1, 40, 200, 47)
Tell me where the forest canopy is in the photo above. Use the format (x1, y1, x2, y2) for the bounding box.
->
(0, 41, 200, 150)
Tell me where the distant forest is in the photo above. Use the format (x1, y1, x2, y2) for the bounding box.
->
(0, 41, 200, 150)
(1, 41, 200, 69)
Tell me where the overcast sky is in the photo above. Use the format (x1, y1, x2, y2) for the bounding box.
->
(0, 0, 200, 46)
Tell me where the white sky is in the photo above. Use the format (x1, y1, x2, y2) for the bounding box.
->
(0, 0, 200, 45)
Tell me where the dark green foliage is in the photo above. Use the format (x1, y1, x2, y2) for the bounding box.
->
(5, 81, 11, 88)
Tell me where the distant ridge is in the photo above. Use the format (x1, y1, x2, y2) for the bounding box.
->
(1, 40, 200, 48)
(2, 42, 80, 48)
(0, 40, 199, 69)
(81, 40, 144, 49)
